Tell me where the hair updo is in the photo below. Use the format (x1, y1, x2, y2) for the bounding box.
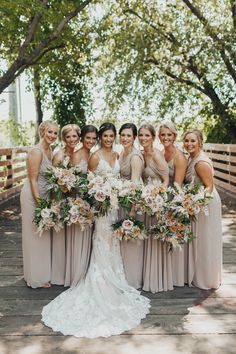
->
(119, 123, 138, 139)
(38, 120, 58, 139)
(183, 129, 204, 148)
(80, 125, 98, 142)
(98, 122, 117, 139)
(159, 121, 178, 138)
(138, 123, 156, 140)
(61, 124, 81, 142)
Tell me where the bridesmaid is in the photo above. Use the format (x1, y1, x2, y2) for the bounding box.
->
(138, 123, 173, 293)
(20, 120, 58, 288)
(51, 124, 81, 285)
(68, 125, 98, 287)
(158, 122, 187, 287)
(183, 129, 222, 289)
(51, 124, 98, 287)
(119, 123, 144, 289)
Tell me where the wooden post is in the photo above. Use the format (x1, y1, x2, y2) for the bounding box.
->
(6, 149, 13, 190)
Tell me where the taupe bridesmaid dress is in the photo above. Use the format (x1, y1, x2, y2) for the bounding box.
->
(50, 150, 66, 285)
(184, 153, 222, 289)
(51, 226, 66, 285)
(120, 147, 144, 289)
(168, 157, 185, 287)
(20, 146, 52, 288)
(142, 158, 174, 293)
(64, 160, 92, 287)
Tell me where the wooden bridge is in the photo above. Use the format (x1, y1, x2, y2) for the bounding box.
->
(0, 145, 236, 354)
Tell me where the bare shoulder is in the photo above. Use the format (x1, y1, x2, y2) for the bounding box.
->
(28, 147, 43, 162)
(88, 151, 100, 171)
(195, 160, 212, 173)
(89, 150, 100, 161)
(175, 149, 187, 164)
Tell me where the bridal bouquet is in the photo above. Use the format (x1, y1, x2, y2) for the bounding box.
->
(148, 209, 194, 251)
(46, 157, 88, 199)
(33, 198, 63, 236)
(167, 181, 213, 219)
(60, 197, 95, 231)
(112, 217, 148, 241)
(86, 172, 120, 216)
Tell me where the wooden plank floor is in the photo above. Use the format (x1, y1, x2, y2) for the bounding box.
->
(0, 196, 236, 354)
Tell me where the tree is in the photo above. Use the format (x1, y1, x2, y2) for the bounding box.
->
(0, 0, 94, 93)
(95, 0, 236, 142)
(52, 81, 86, 127)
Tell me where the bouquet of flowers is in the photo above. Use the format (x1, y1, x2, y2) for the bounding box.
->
(112, 217, 148, 241)
(147, 181, 213, 250)
(148, 209, 194, 251)
(60, 197, 95, 231)
(46, 157, 88, 199)
(140, 181, 167, 215)
(33, 198, 63, 236)
(86, 172, 120, 216)
(167, 181, 213, 219)
(117, 180, 143, 215)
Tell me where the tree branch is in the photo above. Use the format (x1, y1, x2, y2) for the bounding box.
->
(0, 0, 93, 93)
(230, 0, 236, 30)
(124, 8, 178, 44)
(182, 0, 236, 75)
(145, 57, 207, 95)
(29, 43, 65, 66)
(18, 0, 48, 58)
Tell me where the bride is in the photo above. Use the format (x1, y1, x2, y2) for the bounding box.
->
(41, 122, 150, 338)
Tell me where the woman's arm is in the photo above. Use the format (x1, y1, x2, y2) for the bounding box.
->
(88, 152, 99, 172)
(27, 149, 43, 203)
(130, 155, 143, 182)
(153, 150, 169, 187)
(195, 161, 214, 192)
(174, 153, 188, 186)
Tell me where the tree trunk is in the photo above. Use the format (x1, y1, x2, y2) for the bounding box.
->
(33, 67, 43, 143)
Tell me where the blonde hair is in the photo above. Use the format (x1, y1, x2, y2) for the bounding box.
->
(159, 121, 178, 138)
(61, 124, 81, 142)
(138, 123, 156, 140)
(38, 120, 58, 139)
(183, 129, 204, 148)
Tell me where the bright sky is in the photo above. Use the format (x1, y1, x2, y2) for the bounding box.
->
(0, 70, 52, 123)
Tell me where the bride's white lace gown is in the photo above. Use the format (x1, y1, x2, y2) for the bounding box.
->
(41, 157, 150, 338)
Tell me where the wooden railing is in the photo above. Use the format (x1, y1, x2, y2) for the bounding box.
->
(0, 144, 236, 203)
(204, 143, 236, 196)
(0, 147, 30, 202)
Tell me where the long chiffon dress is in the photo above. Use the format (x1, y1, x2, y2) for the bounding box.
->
(51, 159, 91, 287)
(184, 152, 222, 289)
(120, 147, 144, 289)
(20, 146, 52, 288)
(42, 156, 150, 338)
(142, 158, 174, 293)
(168, 156, 185, 287)
(64, 160, 92, 287)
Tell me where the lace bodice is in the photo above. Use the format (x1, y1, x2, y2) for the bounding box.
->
(96, 155, 120, 176)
